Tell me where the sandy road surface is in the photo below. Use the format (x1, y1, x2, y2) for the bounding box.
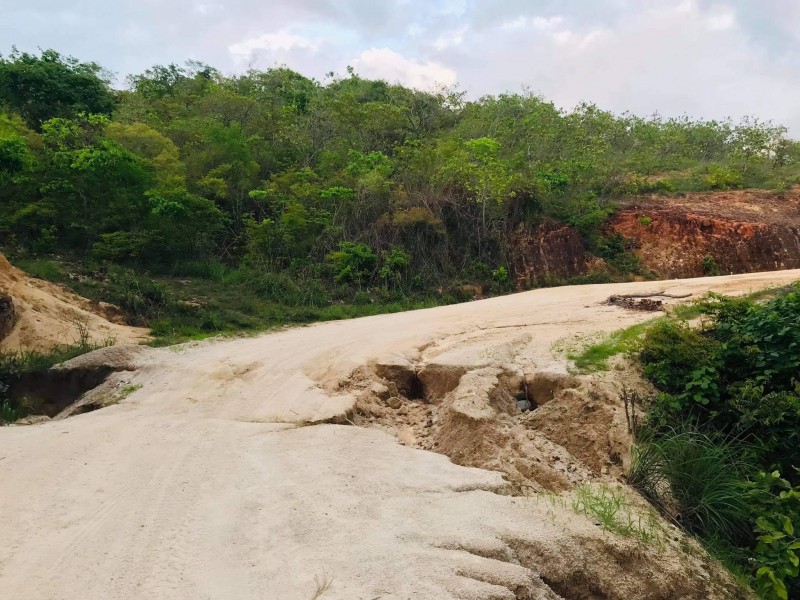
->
(1, 271, 798, 600)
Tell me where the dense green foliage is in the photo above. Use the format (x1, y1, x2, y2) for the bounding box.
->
(2, 49, 800, 340)
(632, 288, 800, 599)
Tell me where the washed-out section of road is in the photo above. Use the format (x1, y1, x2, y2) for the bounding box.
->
(2, 270, 798, 599)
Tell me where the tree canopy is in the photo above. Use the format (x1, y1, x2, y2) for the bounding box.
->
(2, 48, 799, 298)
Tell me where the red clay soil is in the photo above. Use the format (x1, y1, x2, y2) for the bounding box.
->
(508, 221, 601, 287)
(611, 188, 800, 278)
(508, 188, 800, 285)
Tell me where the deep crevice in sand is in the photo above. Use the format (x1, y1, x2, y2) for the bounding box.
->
(339, 352, 635, 495)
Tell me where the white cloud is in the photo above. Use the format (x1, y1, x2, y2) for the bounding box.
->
(352, 48, 457, 90)
(228, 30, 319, 62)
(531, 16, 565, 31)
(6, 0, 800, 134)
(407, 23, 423, 37)
(705, 8, 736, 31)
(434, 26, 468, 51)
(442, 0, 800, 133)
(502, 15, 563, 31)
(193, 2, 220, 17)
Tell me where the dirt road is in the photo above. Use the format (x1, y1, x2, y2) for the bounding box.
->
(2, 271, 798, 600)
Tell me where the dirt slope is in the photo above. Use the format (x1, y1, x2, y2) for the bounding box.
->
(509, 189, 800, 285)
(0, 254, 149, 352)
(2, 270, 799, 599)
(611, 189, 800, 278)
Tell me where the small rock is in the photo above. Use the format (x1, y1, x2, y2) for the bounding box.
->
(369, 382, 391, 400)
(387, 396, 403, 409)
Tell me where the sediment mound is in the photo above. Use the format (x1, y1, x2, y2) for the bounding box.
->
(0, 254, 149, 352)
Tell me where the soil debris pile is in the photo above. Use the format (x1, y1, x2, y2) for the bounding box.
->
(606, 295, 664, 311)
(0, 254, 149, 352)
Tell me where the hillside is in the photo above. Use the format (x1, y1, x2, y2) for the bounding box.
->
(3, 50, 800, 345)
(3, 48, 800, 600)
(511, 187, 800, 286)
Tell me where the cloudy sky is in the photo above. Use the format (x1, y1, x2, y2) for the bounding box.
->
(5, 0, 800, 133)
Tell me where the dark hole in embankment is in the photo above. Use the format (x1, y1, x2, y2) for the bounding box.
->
(7, 366, 115, 418)
(402, 371, 425, 400)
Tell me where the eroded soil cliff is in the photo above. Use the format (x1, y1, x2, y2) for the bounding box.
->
(510, 188, 800, 285)
(0, 254, 149, 351)
(611, 188, 800, 278)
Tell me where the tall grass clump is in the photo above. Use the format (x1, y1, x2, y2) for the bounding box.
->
(629, 428, 751, 543)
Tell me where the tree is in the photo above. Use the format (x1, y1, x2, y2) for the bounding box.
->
(0, 49, 115, 129)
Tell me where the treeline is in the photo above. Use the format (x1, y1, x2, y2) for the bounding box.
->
(1, 49, 800, 335)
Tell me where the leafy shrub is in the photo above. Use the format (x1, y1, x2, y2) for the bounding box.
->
(747, 471, 800, 600)
(713, 290, 800, 393)
(490, 265, 511, 290)
(639, 320, 721, 396)
(378, 247, 410, 288)
(705, 164, 744, 190)
(702, 255, 721, 276)
(325, 242, 377, 285)
(634, 286, 800, 597)
(594, 233, 642, 274)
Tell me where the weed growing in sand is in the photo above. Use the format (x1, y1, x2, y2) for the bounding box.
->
(120, 384, 142, 396)
(568, 319, 658, 373)
(0, 398, 19, 423)
(308, 574, 334, 599)
(572, 483, 665, 548)
(107, 384, 142, 405)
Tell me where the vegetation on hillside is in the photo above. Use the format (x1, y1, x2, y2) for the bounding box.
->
(2, 48, 800, 341)
(629, 288, 800, 599)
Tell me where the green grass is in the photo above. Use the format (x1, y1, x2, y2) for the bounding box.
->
(12, 257, 66, 282)
(629, 429, 752, 542)
(571, 483, 665, 547)
(568, 319, 659, 373)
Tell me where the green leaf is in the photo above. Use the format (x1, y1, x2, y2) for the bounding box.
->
(784, 517, 794, 535)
